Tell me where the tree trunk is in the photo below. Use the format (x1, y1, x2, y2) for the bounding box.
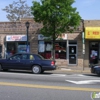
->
(52, 34, 55, 61)
(52, 22, 56, 62)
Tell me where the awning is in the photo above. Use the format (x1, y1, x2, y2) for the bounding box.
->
(85, 27, 100, 39)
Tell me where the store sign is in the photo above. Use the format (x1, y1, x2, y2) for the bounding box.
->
(6, 35, 27, 41)
(38, 34, 67, 40)
(85, 27, 100, 39)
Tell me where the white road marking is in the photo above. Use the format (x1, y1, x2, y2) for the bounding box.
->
(0, 72, 66, 77)
(77, 74, 86, 76)
(73, 74, 86, 76)
(51, 74, 66, 76)
(60, 68, 71, 71)
(65, 80, 100, 84)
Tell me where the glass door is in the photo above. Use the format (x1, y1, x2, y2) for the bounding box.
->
(68, 45, 77, 65)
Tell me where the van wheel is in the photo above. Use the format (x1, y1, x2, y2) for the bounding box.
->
(32, 65, 41, 74)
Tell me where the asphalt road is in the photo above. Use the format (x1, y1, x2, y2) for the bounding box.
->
(0, 70, 100, 100)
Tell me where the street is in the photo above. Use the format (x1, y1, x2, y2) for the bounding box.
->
(0, 70, 100, 100)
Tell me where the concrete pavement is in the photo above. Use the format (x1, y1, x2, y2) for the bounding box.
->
(45, 67, 91, 74)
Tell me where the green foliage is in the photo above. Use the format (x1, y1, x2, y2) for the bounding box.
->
(31, 0, 81, 38)
(2, 0, 32, 22)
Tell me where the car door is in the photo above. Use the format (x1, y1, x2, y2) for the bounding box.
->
(29, 54, 35, 66)
(19, 54, 31, 69)
(3, 54, 22, 69)
(18, 54, 35, 70)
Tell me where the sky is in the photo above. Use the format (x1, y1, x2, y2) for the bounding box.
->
(0, 0, 100, 22)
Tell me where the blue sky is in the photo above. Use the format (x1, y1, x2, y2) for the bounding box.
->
(0, 0, 99, 21)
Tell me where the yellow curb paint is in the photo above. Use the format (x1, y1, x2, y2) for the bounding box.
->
(0, 82, 100, 92)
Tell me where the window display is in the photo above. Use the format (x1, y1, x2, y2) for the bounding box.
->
(38, 41, 66, 59)
(18, 45, 27, 53)
(6, 42, 16, 58)
(38, 41, 45, 52)
(89, 42, 99, 64)
(46, 43, 52, 51)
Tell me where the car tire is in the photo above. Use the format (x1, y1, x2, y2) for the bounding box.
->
(41, 70, 44, 74)
(0, 64, 2, 71)
(91, 66, 95, 73)
(2, 69, 8, 71)
(32, 65, 41, 74)
(96, 71, 100, 76)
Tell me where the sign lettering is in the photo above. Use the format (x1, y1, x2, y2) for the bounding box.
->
(85, 27, 100, 39)
(6, 35, 27, 41)
(88, 31, 90, 35)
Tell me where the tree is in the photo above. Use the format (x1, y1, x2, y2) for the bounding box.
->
(31, 0, 81, 61)
(2, 0, 33, 21)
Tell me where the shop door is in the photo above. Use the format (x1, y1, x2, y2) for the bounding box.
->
(68, 45, 77, 65)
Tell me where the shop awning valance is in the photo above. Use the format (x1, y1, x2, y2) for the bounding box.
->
(85, 27, 100, 39)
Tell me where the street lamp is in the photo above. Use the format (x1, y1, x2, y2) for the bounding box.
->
(25, 21, 30, 53)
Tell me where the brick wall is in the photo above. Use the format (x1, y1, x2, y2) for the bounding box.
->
(30, 34, 38, 54)
(0, 34, 6, 57)
(84, 40, 89, 67)
(84, 20, 100, 27)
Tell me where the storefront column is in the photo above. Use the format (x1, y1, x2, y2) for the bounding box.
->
(4, 42, 7, 58)
(67, 40, 69, 63)
(82, 32, 85, 70)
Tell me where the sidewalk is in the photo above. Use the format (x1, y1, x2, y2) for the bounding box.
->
(46, 67, 91, 74)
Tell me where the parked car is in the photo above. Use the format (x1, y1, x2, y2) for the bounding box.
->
(0, 53, 56, 74)
(91, 65, 100, 76)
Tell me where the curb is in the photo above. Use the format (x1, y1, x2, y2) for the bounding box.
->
(49, 68, 91, 74)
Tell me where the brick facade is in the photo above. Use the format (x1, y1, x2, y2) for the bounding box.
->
(0, 18, 89, 68)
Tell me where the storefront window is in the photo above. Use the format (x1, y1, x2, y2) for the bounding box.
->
(89, 42, 99, 64)
(38, 41, 45, 52)
(38, 41, 66, 59)
(18, 42, 30, 53)
(55, 42, 66, 59)
(18, 45, 27, 53)
(6, 42, 16, 58)
(6, 42, 30, 58)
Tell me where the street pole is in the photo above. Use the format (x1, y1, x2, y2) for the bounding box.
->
(25, 21, 30, 53)
(27, 27, 29, 53)
(82, 19, 85, 71)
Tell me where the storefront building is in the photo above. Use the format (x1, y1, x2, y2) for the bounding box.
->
(0, 18, 84, 68)
(84, 20, 100, 67)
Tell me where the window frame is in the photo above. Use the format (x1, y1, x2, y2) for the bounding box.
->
(38, 40, 67, 59)
(89, 41, 99, 64)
